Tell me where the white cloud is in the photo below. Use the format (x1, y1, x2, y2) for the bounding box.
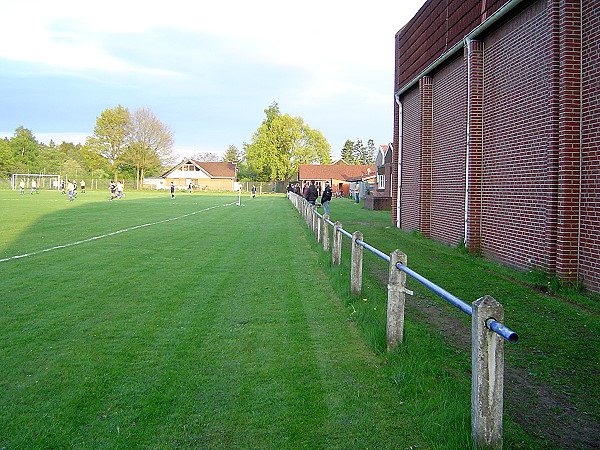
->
(1, 0, 421, 75)
(0, 0, 424, 156)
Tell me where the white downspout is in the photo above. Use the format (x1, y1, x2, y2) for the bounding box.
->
(464, 37, 472, 246)
(395, 93, 403, 229)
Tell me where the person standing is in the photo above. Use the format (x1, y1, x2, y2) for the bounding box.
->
(19, 179, 25, 194)
(109, 181, 117, 200)
(80, 180, 86, 193)
(30, 179, 37, 194)
(353, 183, 360, 204)
(321, 181, 332, 216)
(306, 180, 318, 205)
(67, 180, 76, 201)
(117, 181, 124, 199)
(170, 182, 176, 199)
(251, 185, 256, 198)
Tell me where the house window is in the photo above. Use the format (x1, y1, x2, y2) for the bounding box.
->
(377, 174, 385, 190)
(181, 164, 196, 171)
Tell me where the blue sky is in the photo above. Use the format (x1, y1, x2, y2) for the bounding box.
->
(0, 0, 424, 159)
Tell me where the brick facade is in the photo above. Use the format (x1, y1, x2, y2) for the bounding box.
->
(394, 0, 600, 294)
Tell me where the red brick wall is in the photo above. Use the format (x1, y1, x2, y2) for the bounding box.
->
(580, 0, 600, 293)
(431, 56, 467, 246)
(399, 87, 422, 231)
(394, 0, 600, 294)
(396, 0, 511, 89)
(480, 1, 551, 269)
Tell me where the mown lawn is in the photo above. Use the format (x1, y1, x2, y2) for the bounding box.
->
(0, 189, 426, 448)
(1, 188, 596, 449)
(309, 194, 599, 449)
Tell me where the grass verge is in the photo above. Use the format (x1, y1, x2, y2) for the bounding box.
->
(307, 196, 599, 449)
(1, 190, 428, 448)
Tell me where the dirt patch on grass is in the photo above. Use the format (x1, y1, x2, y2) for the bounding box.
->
(371, 267, 600, 449)
(408, 295, 599, 449)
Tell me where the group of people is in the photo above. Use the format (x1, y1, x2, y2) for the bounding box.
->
(60, 180, 86, 201)
(109, 181, 125, 200)
(18, 179, 36, 194)
(287, 180, 333, 216)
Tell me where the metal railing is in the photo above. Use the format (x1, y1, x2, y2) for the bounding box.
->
(288, 191, 518, 448)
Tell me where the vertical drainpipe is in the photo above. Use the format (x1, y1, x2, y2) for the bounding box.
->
(395, 93, 403, 229)
(577, 0, 583, 279)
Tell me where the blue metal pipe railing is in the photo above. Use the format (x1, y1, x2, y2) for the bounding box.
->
(295, 195, 518, 343)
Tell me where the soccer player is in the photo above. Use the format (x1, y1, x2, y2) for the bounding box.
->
(109, 181, 117, 201)
(170, 182, 175, 199)
(67, 181, 76, 201)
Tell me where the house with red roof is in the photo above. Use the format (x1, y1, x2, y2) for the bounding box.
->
(298, 164, 376, 198)
(364, 144, 393, 210)
(144, 160, 237, 191)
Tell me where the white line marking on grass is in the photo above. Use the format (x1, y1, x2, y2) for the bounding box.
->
(0, 202, 237, 263)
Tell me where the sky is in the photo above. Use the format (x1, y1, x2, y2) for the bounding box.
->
(0, 0, 424, 160)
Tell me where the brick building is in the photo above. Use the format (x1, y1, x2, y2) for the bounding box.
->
(393, 0, 599, 293)
(145, 160, 237, 191)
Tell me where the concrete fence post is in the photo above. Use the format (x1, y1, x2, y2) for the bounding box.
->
(387, 249, 407, 351)
(332, 221, 343, 265)
(305, 202, 310, 226)
(315, 208, 321, 242)
(472, 295, 504, 449)
(322, 214, 330, 251)
(351, 231, 363, 297)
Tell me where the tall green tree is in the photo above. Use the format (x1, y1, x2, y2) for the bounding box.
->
(122, 107, 174, 188)
(9, 126, 39, 171)
(38, 142, 66, 173)
(341, 139, 357, 164)
(341, 138, 376, 164)
(86, 105, 131, 181)
(354, 139, 376, 165)
(0, 138, 15, 173)
(244, 103, 331, 181)
(223, 145, 242, 162)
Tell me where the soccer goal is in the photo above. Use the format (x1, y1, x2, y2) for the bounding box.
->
(11, 174, 61, 191)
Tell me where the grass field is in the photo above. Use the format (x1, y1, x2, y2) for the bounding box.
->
(0, 188, 597, 448)
(1, 189, 430, 448)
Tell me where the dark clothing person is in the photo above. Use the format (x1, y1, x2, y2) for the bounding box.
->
(321, 183, 332, 215)
(306, 182, 319, 205)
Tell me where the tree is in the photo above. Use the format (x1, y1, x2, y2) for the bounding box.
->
(341, 139, 357, 164)
(223, 145, 242, 162)
(37, 142, 66, 173)
(9, 126, 39, 171)
(341, 138, 376, 164)
(0, 138, 15, 173)
(353, 139, 376, 165)
(192, 152, 220, 162)
(365, 139, 377, 165)
(122, 107, 174, 188)
(244, 102, 331, 181)
(86, 105, 131, 181)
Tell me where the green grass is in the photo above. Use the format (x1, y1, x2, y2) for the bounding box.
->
(0, 189, 426, 448)
(1, 189, 597, 448)
(308, 197, 599, 449)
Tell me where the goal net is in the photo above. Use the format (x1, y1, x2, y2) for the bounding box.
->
(11, 174, 61, 191)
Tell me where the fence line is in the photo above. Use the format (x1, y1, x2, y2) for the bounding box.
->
(288, 191, 518, 449)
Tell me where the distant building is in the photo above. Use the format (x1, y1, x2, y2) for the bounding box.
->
(393, 0, 600, 293)
(144, 160, 237, 191)
(298, 164, 376, 198)
(364, 144, 393, 210)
